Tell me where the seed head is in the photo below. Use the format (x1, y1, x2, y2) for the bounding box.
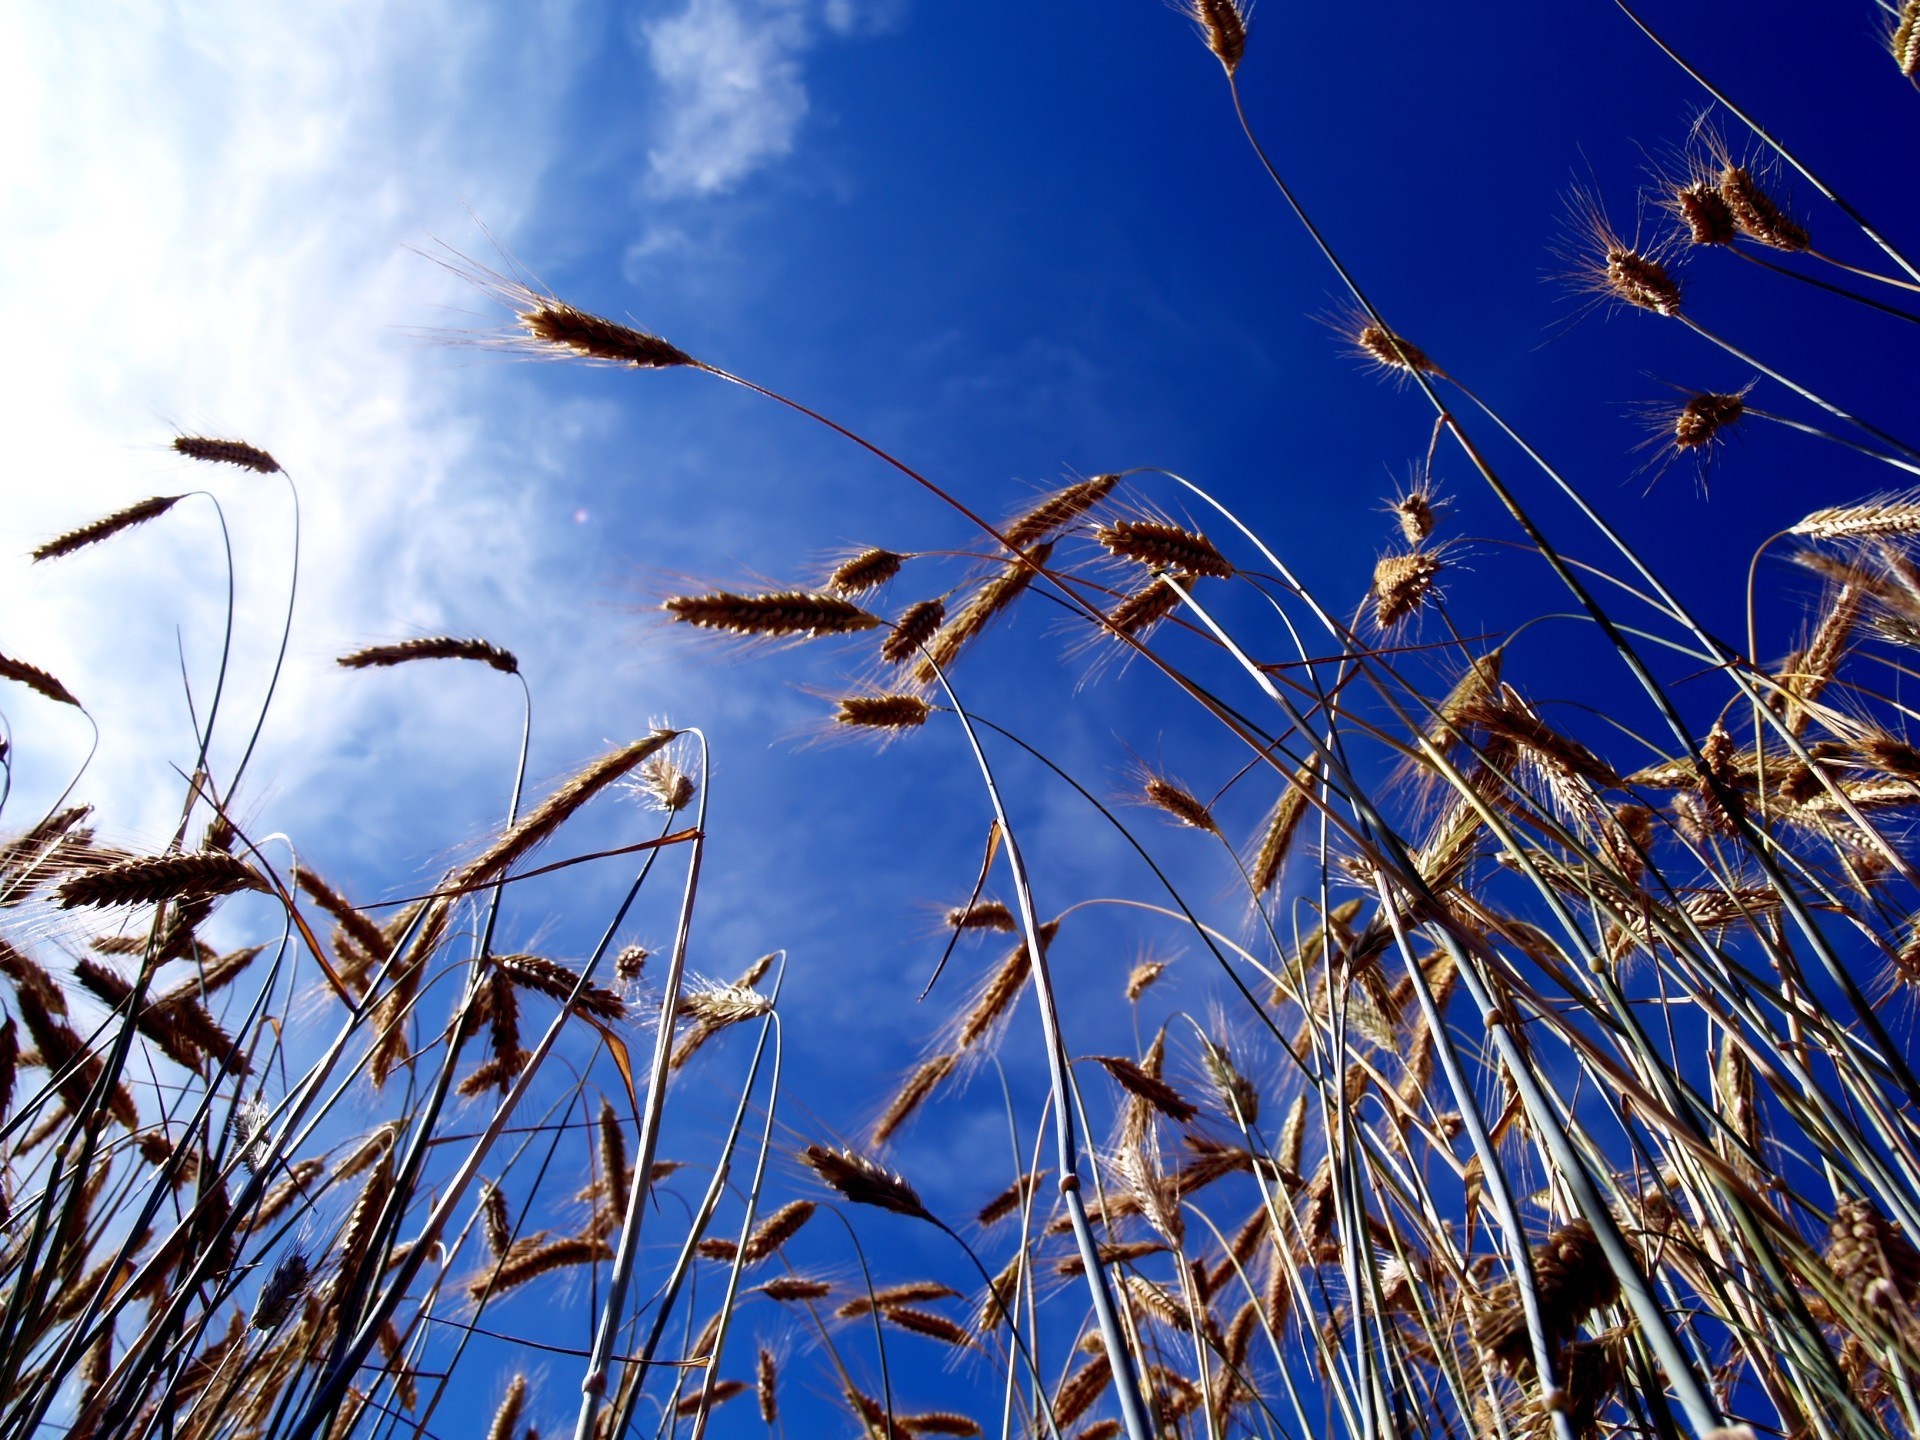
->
(174, 437, 281, 473)
(1094, 520, 1233, 578)
(1606, 245, 1683, 316)
(1391, 486, 1437, 545)
(1002, 474, 1120, 551)
(1672, 391, 1746, 450)
(1372, 550, 1444, 628)
(250, 1250, 310, 1331)
(881, 598, 947, 666)
(801, 1144, 932, 1220)
(632, 753, 697, 812)
(1895, 1, 1920, 76)
(1106, 575, 1191, 640)
(835, 694, 933, 730)
(665, 590, 882, 639)
(338, 637, 519, 674)
(518, 301, 694, 368)
(1187, 0, 1248, 73)
(1719, 164, 1809, 252)
(1569, 195, 1683, 317)
(826, 547, 906, 597)
(34, 495, 186, 563)
(1140, 773, 1220, 835)
(1667, 181, 1736, 246)
(1353, 323, 1441, 378)
(0, 652, 80, 709)
(945, 899, 1014, 933)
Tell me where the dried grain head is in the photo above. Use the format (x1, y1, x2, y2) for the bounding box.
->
(493, 953, 625, 1022)
(250, 1250, 311, 1331)
(1095, 520, 1233, 578)
(632, 752, 697, 812)
(1791, 494, 1920, 542)
(881, 598, 946, 667)
(338, 637, 519, 674)
(665, 590, 882, 639)
(1371, 549, 1444, 629)
(174, 436, 282, 473)
(873, 1053, 957, 1145)
(1187, 0, 1248, 72)
(1138, 767, 1221, 836)
(1104, 574, 1191, 641)
(826, 547, 906, 597)
(676, 978, 772, 1029)
(1349, 320, 1443, 380)
(518, 299, 694, 367)
(1388, 476, 1442, 545)
(802, 1145, 931, 1219)
(1669, 389, 1747, 453)
(945, 899, 1014, 933)
(34, 495, 187, 563)
(1826, 1196, 1920, 1317)
(742, 1199, 815, 1263)
(835, 693, 933, 731)
(1666, 179, 1737, 246)
(1001, 473, 1121, 551)
(615, 943, 649, 981)
(1566, 194, 1683, 317)
(1894, 1, 1920, 76)
(1720, 162, 1804, 255)
(1125, 956, 1169, 1002)
(0, 652, 81, 709)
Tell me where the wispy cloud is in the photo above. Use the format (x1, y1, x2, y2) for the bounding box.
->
(636, 0, 898, 198)
(638, 0, 812, 197)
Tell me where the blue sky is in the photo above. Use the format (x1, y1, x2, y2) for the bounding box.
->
(6, 1, 1920, 1435)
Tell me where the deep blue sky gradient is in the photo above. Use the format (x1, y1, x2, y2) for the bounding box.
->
(9, 2, 1920, 1435)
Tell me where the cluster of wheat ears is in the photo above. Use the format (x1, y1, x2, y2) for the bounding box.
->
(7, 4, 1920, 1440)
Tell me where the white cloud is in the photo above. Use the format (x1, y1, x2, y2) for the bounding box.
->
(638, 0, 813, 196)
(0, 0, 629, 861)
